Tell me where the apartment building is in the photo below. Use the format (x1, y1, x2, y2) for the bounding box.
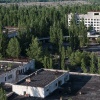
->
(68, 12, 100, 32)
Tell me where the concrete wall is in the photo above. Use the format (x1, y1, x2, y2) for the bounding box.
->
(44, 71, 69, 97)
(12, 69, 69, 98)
(0, 59, 35, 83)
(12, 85, 44, 98)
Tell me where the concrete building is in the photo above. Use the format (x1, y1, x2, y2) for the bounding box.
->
(2, 26, 18, 38)
(12, 69, 69, 98)
(68, 11, 100, 32)
(0, 60, 35, 83)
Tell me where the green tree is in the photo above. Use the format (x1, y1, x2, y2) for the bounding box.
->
(43, 56, 47, 68)
(0, 88, 7, 100)
(6, 37, 20, 58)
(79, 20, 87, 47)
(69, 14, 80, 50)
(49, 57, 53, 69)
(0, 25, 2, 59)
(66, 47, 72, 58)
(98, 57, 100, 74)
(97, 37, 100, 44)
(61, 46, 65, 70)
(81, 58, 87, 73)
(26, 36, 42, 61)
(90, 52, 97, 73)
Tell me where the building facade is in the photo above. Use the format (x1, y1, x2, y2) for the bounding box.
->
(0, 60, 35, 83)
(68, 12, 100, 32)
(12, 69, 69, 98)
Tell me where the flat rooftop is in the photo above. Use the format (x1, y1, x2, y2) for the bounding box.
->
(17, 69, 65, 87)
(0, 62, 27, 75)
(9, 73, 100, 100)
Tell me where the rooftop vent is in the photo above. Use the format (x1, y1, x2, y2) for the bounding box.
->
(35, 71, 37, 75)
(26, 78, 31, 83)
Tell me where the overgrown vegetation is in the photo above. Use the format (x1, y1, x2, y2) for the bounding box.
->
(0, 4, 99, 73)
(0, 0, 100, 3)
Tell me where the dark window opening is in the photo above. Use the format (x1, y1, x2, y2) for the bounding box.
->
(8, 74, 12, 79)
(94, 13, 99, 15)
(58, 80, 62, 86)
(5, 77, 6, 81)
(46, 89, 49, 92)
(55, 83, 58, 87)
(24, 91, 26, 95)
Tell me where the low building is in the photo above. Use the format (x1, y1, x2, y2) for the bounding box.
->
(12, 69, 69, 98)
(0, 60, 35, 83)
(2, 26, 19, 38)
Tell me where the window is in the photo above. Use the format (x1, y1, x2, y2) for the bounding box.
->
(55, 83, 58, 87)
(25, 67, 27, 71)
(5, 77, 6, 81)
(58, 80, 62, 86)
(8, 74, 12, 79)
(24, 91, 26, 95)
(46, 89, 49, 92)
(94, 13, 99, 15)
(64, 76, 69, 82)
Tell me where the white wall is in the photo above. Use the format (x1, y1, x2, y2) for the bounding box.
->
(12, 70, 69, 98)
(44, 72, 69, 97)
(12, 85, 45, 98)
(68, 12, 100, 32)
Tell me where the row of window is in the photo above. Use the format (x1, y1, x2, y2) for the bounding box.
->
(85, 24, 100, 26)
(5, 74, 12, 81)
(84, 19, 100, 21)
(4, 67, 29, 82)
(85, 21, 100, 23)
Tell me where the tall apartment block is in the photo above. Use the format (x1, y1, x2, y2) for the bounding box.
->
(68, 12, 100, 32)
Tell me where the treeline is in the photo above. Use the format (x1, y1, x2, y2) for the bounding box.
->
(88, 0, 100, 3)
(0, 4, 100, 72)
(68, 50, 100, 74)
(0, 0, 85, 3)
(0, 0, 100, 3)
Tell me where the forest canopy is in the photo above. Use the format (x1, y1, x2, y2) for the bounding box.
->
(0, 0, 100, 3)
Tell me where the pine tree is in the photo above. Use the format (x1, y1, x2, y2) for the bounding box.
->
(98, 57, 100, 74)
(90, 53, 96, 73)
(43, 56, 47, 68)
(0, 22, 2, 58)
(6, 37, 20, 58)
(26, 36, 42, 61)
(49, 57, 52, 69)
(0, 88, 7, 100)
(81, 58, 87, 73)
(79, 20, 87, 47)
(61, 46, 65, 70)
